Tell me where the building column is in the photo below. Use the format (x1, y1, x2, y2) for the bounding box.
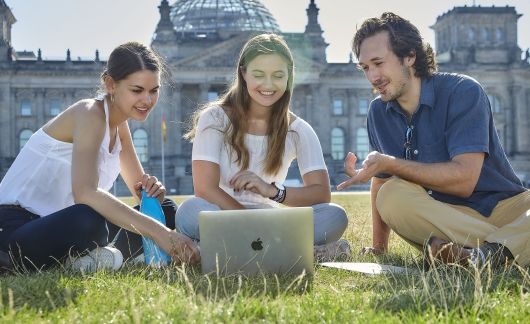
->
(520, 87, 530, 177)
(514, 86, 529, 154)
(307, 84, 319, 128)
(0, 84, 12, 158)
(509, 85, 521, 154)
(199, 83, 209, 104)
(347, 89, 357, 152)
(170, 83, 182, 156)
(65, 90, 75, 110)
(10, 90, 19, 155)
(36, 88, 45, 127)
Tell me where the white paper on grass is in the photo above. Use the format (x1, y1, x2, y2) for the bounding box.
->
(320, 262, 418, 275)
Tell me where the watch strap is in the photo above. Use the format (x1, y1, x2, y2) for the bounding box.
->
(269, 182, 286, 203)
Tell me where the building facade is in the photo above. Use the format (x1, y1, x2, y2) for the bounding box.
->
(1, 0, 529, 195)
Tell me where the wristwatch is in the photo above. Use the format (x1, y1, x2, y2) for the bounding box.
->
(269, 182, 286, 203)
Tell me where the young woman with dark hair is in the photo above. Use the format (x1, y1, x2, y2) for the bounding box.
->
(0, 42, 199, 272)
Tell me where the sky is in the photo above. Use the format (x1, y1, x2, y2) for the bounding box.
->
(6, 0, 530, 63)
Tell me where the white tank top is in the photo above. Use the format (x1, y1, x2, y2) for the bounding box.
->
(0, 99, 122, 216)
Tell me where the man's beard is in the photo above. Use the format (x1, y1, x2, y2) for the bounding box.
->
(374, 64, 412, 102)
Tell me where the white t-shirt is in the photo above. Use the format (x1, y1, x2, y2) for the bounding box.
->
(0, 99, 122, 216)
(192, 106, 327, 207)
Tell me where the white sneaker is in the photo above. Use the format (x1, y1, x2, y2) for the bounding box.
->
(67, 246, 123, 272)
(314, 239, 352, 263)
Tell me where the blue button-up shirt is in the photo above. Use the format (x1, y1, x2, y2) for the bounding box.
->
(367, 72, 525, 216)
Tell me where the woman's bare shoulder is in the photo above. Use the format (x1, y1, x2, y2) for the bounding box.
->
(67, 99, 106, 124)
(68, 99, 102, 113)
(42, 99, 105, 141)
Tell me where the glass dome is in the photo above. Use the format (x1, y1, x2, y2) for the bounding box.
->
(170, 0, 281, 36)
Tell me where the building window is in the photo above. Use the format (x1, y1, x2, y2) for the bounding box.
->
(331, 127, 345, 160)
(481, 28, 490, 42)
(358, 99, 369, 115)
(495, 28, 504, 43)
(442, 30, 449, 51)
(2, 21, 7, 40)
(488, 95, 502, 114)
(356, 128, 369, 160)
(332, 99, 344, 115)
(133, 129, 149, 163)
(468, 27, 475, 42)
(49, 99, 61, 116)
(19, 129, 33, 151)
(20, 99, 32, 116)
(207, 91, 218, 101)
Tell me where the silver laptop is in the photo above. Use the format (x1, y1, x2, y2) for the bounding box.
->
(199, 207, 314, 276)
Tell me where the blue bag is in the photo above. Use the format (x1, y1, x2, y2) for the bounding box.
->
(139, 191, 171, 266)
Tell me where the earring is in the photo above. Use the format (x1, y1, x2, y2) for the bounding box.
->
(110, 94, 115, 103)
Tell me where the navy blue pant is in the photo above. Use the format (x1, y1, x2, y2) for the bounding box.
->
(0, 199, 177, 271)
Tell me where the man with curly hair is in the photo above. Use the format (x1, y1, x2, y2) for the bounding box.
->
(338, 12, 529, 269)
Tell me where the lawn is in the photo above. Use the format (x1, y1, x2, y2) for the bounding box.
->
(0, 194, 528, 323)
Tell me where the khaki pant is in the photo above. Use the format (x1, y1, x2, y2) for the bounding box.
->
(376, 178, 530, 266)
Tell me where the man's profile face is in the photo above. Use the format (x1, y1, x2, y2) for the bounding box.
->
(357, 31, 413, 103)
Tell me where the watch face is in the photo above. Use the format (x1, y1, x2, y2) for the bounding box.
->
(275, 182, 285, 190)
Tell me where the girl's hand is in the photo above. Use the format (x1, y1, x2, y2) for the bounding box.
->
(134, 174, 166, 203)
(167, 231, 200, 265)
(229, 170, 277, 198)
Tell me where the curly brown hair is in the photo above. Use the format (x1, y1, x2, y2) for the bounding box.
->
(352, 12, 437, 78)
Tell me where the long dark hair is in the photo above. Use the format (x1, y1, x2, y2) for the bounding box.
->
(352, 12, 437, 78)
(186, 33, 295, 175)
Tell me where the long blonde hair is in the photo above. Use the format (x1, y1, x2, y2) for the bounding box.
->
(186, 33, 295, 175)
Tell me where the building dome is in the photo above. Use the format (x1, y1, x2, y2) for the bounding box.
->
(170, 0, 281, 37)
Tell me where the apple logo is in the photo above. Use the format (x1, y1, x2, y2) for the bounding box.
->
(251, 238, 263, 251)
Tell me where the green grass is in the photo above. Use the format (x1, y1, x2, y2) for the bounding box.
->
(1, 194, 529, 323)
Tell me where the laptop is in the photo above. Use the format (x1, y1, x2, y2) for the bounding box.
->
(199, 207, 314, 276)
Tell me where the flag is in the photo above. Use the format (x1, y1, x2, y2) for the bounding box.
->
(161, 115, 167, 143)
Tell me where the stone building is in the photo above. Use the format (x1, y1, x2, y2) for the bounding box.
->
(431, 5, 530, 182)
(0, 0, 529, 195)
